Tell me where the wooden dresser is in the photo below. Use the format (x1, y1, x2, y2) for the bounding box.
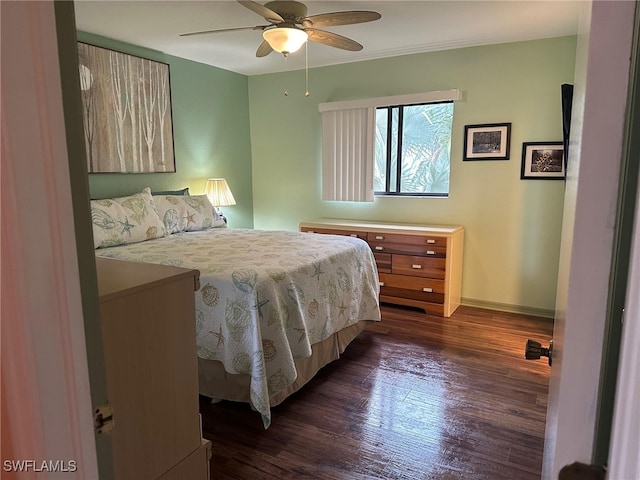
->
(299, 220, 464, 317)
(96, 257, 211, 480)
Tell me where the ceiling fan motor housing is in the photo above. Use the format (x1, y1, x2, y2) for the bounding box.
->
(264, 1, 308, 22)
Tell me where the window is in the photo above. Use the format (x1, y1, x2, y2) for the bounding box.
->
(374, 102, 454, 196)
(319, 89, 460, 202)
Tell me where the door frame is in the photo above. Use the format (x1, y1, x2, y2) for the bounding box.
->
(54, 2, 114, 478)
(543, 1, 637, 478)
(593, 1, 640, 466)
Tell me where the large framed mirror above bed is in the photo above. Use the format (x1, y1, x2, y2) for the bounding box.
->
(91, 187, 381, 427)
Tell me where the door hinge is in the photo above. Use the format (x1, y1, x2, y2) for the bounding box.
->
(93, 402, 113, 435)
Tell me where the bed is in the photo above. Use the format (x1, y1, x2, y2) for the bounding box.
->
(91, 188, 381, 427)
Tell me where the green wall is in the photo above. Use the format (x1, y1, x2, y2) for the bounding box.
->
(77, 32, 576, 314)
(248, 37, 577, 315)
(78, 32, 254, 228)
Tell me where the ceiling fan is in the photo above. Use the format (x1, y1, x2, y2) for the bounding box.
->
(179, 0, 382, 57)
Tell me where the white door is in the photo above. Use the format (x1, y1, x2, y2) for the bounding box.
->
(1, 1, 103, 478)
(542, 2, 636, 478)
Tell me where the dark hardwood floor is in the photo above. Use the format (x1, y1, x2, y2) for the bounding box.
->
(200, 304, 554, 480)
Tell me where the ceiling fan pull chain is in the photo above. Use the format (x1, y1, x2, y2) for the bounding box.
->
(305, 42, 310, 97)
(284, 54, 289, 96)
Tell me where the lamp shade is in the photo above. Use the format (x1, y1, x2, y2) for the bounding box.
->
(263, 27, 308, 54)
(204, 178, 236, 207)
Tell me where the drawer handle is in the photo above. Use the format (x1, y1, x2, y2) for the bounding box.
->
(412, 264, 422, 269)
(426, 239, 436, 244)
(375, 235, 384, 240)
(307, 230, 314, 233)
(426, 250, 436, 255)
(350, 234, 358, 237)
(379, 282, 385, 287)
(375, 246, 384, 251)
(422, 287, 433, 293)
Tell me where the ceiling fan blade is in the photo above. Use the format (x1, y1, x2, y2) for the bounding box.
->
(306, 29, 363, 51)
(237, 0, 284, 24)
(180, 25, 267, 37)
(302, 11, 381, 28)
(256, 40, 273, 57)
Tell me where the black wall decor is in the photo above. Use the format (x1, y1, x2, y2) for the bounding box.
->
(561, 83, 574, 173)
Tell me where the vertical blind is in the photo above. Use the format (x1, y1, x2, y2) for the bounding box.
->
(321, 108, 375, 202)
(319, 89, 461, 202)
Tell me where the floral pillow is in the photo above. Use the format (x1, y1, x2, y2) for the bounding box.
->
(91, 187, 166, 249)
(153, 194, 226, 234)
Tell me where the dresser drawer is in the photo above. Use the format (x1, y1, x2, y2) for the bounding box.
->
(374, 253, 391, 273)
(369, 241, 446, 258)
(392, 255, 445, 279)
(378, 273, 445, 304)
(367, 232, 446, 248)
(300, 227, 366, 241)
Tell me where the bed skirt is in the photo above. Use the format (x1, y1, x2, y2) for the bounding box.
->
(198, 320, 370, 408)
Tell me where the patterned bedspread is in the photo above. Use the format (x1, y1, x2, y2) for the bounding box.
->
(95, 228, 381, 427)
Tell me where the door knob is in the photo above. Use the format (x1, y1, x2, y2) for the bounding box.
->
(525, 339, 553, 366)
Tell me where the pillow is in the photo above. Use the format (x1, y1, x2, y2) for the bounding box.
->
(154, 194, 226, 234)
(91, 187, 166, 249)
(152, 187, 190, 196)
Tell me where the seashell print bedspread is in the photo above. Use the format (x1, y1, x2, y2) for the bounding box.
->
(95, 228, 381, 427)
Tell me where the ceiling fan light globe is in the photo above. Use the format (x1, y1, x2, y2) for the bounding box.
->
(263, 27, 308, 54)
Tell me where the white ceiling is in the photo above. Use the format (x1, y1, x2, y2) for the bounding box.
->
(74, 1, 583, 76)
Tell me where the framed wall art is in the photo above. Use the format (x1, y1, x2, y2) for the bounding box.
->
(77, 42, 176, 173)
(463, 123, 511, 161)
(520, 142, 565, 180)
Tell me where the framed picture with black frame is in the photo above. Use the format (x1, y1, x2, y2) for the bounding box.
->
(463, 123, 511, 161)
(520, 142, 565, 180)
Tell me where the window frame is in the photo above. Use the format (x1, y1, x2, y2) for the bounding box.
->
(375, 100, 455, 198)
